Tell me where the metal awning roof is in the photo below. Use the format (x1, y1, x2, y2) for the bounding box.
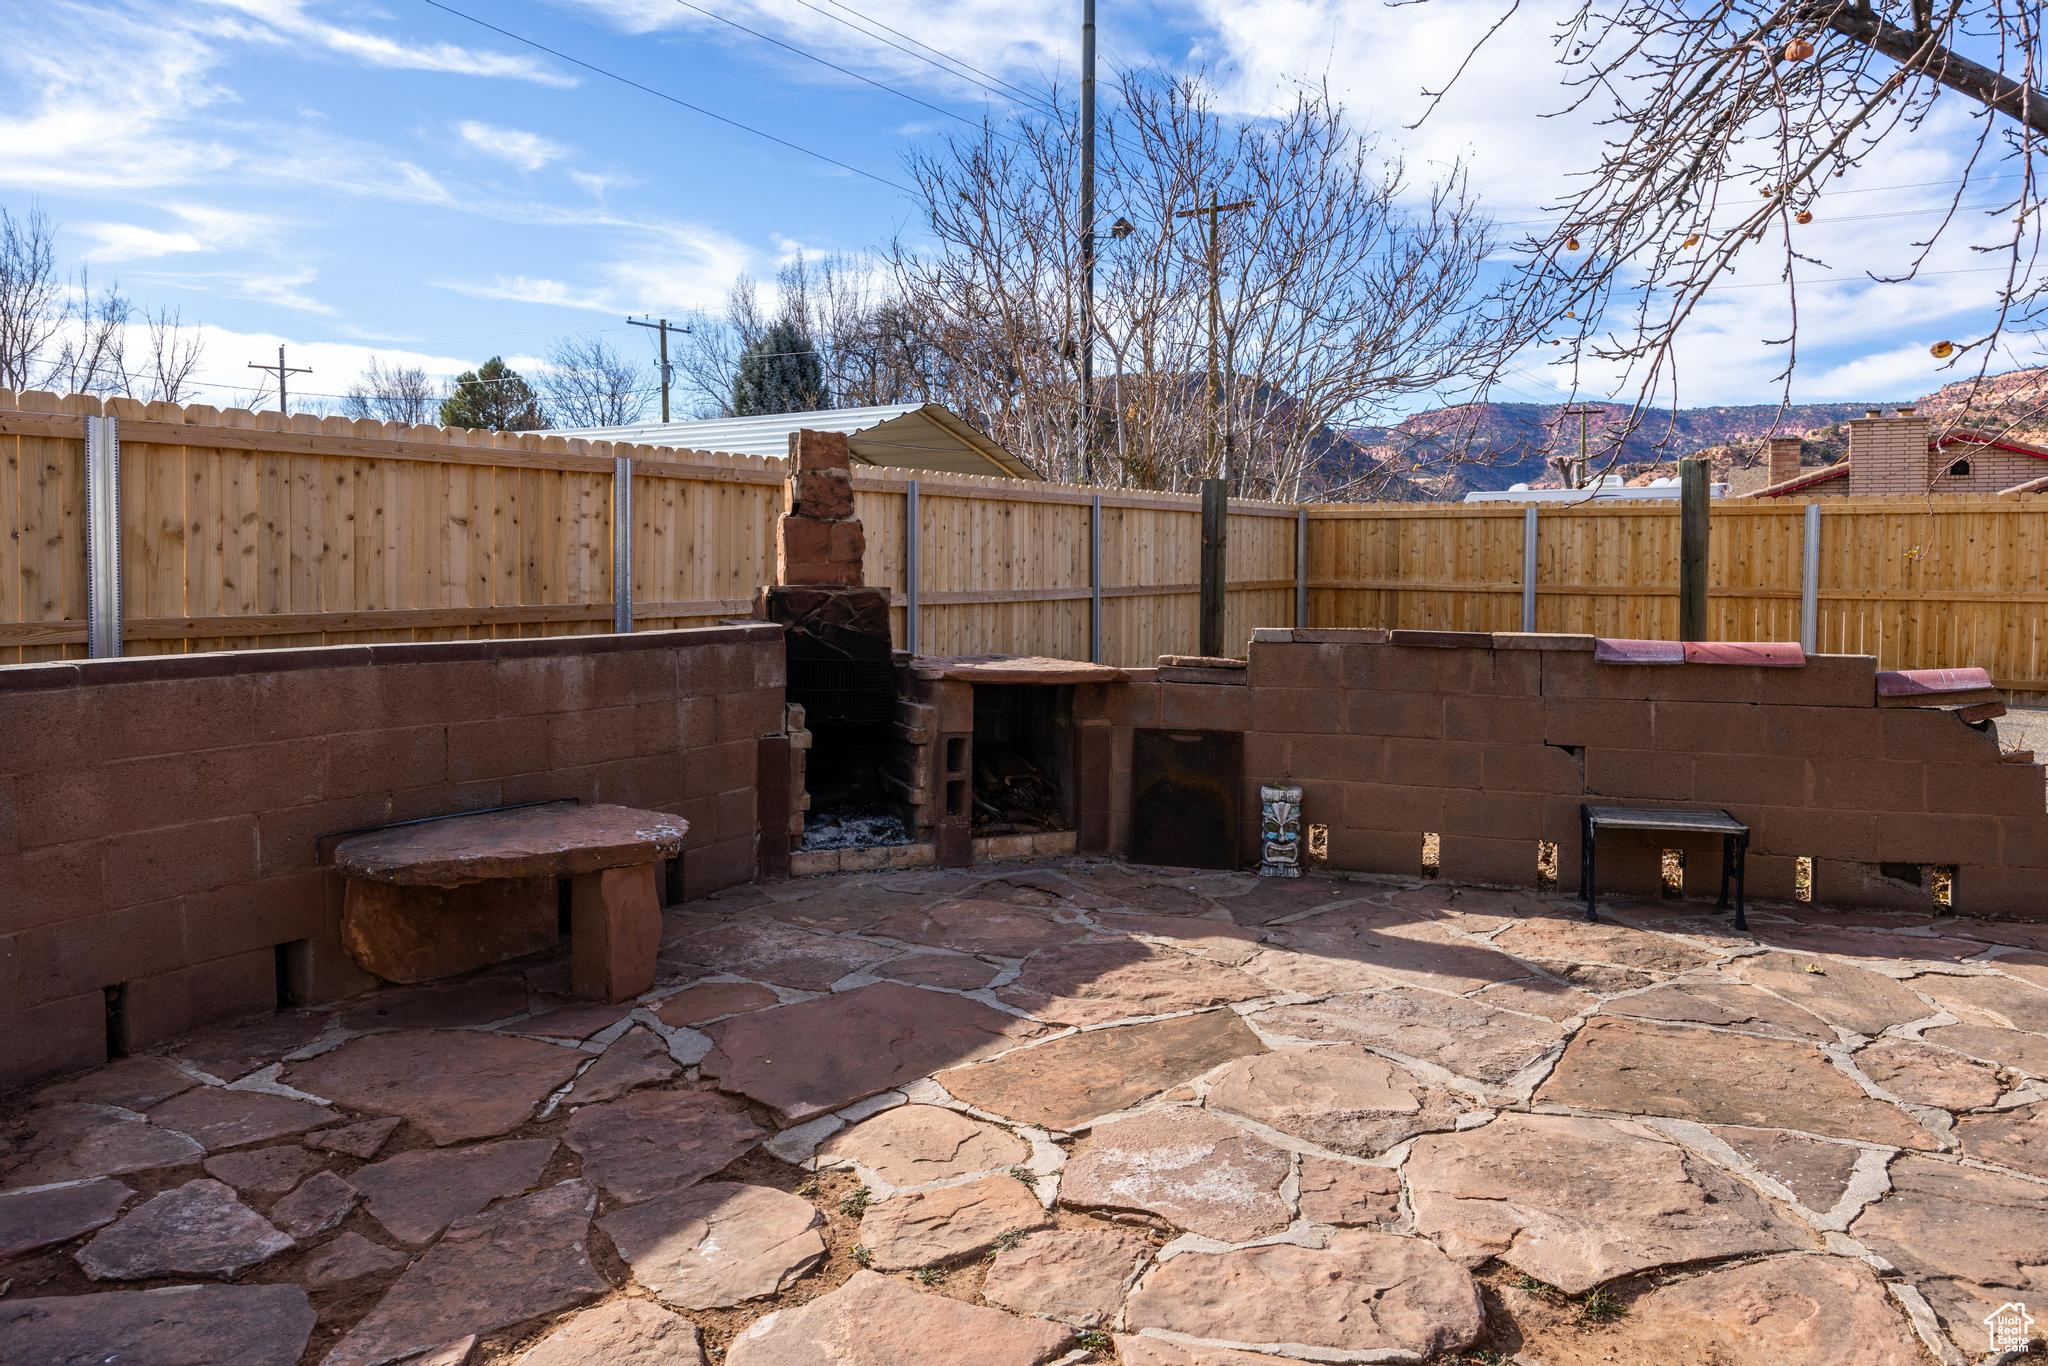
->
(558, 402, 1039, 480)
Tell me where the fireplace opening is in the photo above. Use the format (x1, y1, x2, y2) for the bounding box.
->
(971, 684, 1075, 835)
(800, 719, 911, 850)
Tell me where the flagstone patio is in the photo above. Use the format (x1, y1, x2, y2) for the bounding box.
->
(4, 858, 2047, 1365)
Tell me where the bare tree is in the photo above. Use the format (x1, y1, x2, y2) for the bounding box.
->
(890, 70, 1516, 496)
(128, 306, 205, 404)
(42, 269, 128, 399)
(0, 206, 128, 397)
(540, 335, 649, 428)
(342, 357, 438, 424)
(1424, 0, 2048, 426)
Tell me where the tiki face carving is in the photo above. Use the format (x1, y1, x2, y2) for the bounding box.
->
(1259, 784, 1304, 878)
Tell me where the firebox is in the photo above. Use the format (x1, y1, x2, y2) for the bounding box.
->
(971, 684, 1075, 835)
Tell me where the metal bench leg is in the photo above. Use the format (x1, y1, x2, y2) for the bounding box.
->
(1733, 833, 1749, 931)
(1581, 810, 1597, 922)
(1717, 838, 1732, 909)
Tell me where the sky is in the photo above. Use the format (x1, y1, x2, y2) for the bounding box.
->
(0, 0, 2040, 418)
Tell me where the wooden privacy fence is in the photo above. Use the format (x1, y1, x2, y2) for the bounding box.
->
(0, 391, 1299, 670)
(7, 390, 2045, 687)
(1308, 497, 2048, 692)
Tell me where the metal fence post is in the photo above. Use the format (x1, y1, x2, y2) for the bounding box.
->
(905, 480, 921, 656)
(1294, 506, 1308, 628)
(85, 414, 122, 658)
(611, 454, 633, 633)
(1089, 494, 1103, 663)
(1521, 505, 1539, 633)
(1198, 479, 1228, 658)
(1800, 501, 1820, 654)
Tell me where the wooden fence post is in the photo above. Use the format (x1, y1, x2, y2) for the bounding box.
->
(1199, 478, 1228, 657)
(1679, 456, 1709, 641)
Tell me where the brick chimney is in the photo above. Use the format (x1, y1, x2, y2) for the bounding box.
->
(1848, 409, 1932, 497)
(1767, 436, 1803, 486)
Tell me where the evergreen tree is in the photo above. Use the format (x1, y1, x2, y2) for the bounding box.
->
(730, 318, 827, 415)
(439, 356, 548, 431)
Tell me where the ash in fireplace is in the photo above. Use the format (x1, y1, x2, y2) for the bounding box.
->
(800, 805, 911, 851)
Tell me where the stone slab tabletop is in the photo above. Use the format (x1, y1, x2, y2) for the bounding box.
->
(330, 803, 688, 887)
(908, 654, 1127, 685)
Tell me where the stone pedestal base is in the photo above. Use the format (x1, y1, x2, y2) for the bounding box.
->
(570, 863, 662, 1002)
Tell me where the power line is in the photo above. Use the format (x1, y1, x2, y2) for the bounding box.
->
(664, 0, 1003, 137)
(419, 0, 913, 195)
(790, 0, 1060, 118)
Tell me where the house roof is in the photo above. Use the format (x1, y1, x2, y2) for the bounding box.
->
(557, 403, 1040, 480)
(1751, 428, 2048, 498)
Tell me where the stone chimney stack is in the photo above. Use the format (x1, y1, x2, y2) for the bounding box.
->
(1848, 409, 1932, 497)
(1767, 436, 1803, 487)
(776, 429, 864, 587)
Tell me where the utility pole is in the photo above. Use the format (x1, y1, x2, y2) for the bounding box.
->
(1077, 0, 1096, 485)
(627, 316, 684, 423)
(247, 345, 311, 416)
(1558, 403, 1603, 489)
(1175, 195, 1253, 490)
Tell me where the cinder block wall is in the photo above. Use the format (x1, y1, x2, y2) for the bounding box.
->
(1099, 629, 2048, 919)
(0, 625, 786, 1091)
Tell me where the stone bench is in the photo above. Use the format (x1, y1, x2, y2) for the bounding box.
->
(327, 802, 688, 1003)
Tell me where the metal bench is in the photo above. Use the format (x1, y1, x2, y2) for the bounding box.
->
(1580, 804, 1750, 930)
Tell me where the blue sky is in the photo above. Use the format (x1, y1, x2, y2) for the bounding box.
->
(0, 0, 2040, 416)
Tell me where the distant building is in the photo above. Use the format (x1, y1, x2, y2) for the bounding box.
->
(559, 402, 1039, 481)
(1463, 474, 1729, 503)
(1748, 409, 2048, 498)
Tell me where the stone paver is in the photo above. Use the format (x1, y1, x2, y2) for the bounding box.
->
(567, 1027, 679, 1105)
(872, 950, 1003, 989)
(564, 1089, 766, 1204)
(603, 1182, 826, 1307)
(36, 1056, 195, 1111)
(1923, 1022, 2048, 1076)
(1603, 977, 1833, 1039)
(656, 980, 782, 1026)
(1297, 1156, 1401, 1226)
(516, 1300, 706, 1366)
(982, 1226, 1152, 1326)
(1093, 911, 1265, 965)
(997, 940, 1273, 1026)
(1489, 916, 1719, 974)
(285, 1029, 581, 1145)
(173, 1011, 329, 1082)
(306, 1115, 401, 1159)
(1407, 1114, 1807, 1293)
(0, 1284, 315, 1366)
(1954, 1100, 2048, 1178)
(1205, 1044, 1464, 1156)
(857, 1171, 1052, 1269)
(76, 1178, 293, 1280)
(1114, 1339, 1301, 1366)
(1711, 1126, 1864, 1212)
(1218, 874, 1371, 924)
(0, 1178, 132, 1260)
(146, 1087, 332, 1150)
(865, 898, 1088, 957)
(725, 1270, 1071, 1365)
(1726, 952, 1933, 1035)
(1265, 912, 1534, 994)
(937, 1009, 1266, 1131)
(1254, 987, 1564, 1085)
(1855, 1038, 2005, 1110)
(1125, 1231, 1484, 1360)
(204, 1144, 327, 1196)
(352, 1138, 557, 1244)
(665, 918, 895, 990)
(339, 975, 532, 1032)
(1850, 1154, 2048, 1344)
(1510, 1255, 1929, 1365)
(1539, 1017, 1933, 1147)
(1913, 971, 2048, 1033)
(271, 1170, 356, 1240)
(326, 1181, 610, 1366)
(303, 1231, 408, 1287)
(701, 982, 1044, 1124)
(1059, 1108, 1290, 1242)
(816, 1103, 1027, 1186)
(512, 1003, 628, 1041)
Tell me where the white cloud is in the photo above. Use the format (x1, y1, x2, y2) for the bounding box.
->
(457, 121, 569, 173)
(438, 221, 758, 315)
(195, 0, 577, 87)
(76, 203, 276, 262)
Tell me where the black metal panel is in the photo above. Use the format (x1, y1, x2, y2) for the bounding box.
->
(1131, 729, 1242, 870)
(787, 658, 897, 725)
